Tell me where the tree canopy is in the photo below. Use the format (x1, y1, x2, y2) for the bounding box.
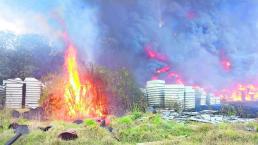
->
(0, 32, 63, 82)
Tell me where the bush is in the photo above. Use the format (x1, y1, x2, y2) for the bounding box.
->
(84, 119, 98, 127)
(220, 104, 237, 116)
(150, 115, 163, 125)
(116, 116, 133, 125)
(0, 109, 12, 130)
(131, 111, 142, 120)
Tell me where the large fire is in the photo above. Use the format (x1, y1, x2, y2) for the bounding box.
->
(43, 32, 108, 120)
(63, 44, 107, 119)
(144, 43, 258, 102)
(219, 84, 258, 102)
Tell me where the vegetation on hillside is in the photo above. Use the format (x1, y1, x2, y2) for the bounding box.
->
(0, 33, 63, 82)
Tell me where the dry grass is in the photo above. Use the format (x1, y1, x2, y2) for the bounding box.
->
(0, 110, 258, 145)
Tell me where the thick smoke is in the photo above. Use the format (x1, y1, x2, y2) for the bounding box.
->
(2, 0, 258, 92)
(94, 0, 258, 91)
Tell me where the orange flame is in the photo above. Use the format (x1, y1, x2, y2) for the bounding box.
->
(220, 84, 258, 102)
(64, 44, 107, 119)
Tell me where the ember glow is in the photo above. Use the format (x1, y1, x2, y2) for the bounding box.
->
(144, 44, 167, 62)
(221, 59, 232, 71)
(145, 43, 184, 85)
(156, 66, 170, 74)
(64, 44, 107, 119)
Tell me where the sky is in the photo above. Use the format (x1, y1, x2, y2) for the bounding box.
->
(1, 0, 258, 91)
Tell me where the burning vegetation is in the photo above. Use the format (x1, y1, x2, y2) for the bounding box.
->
(43, 39, 108, 120)
(63, 44, 108, 119)
(219, 84, 258, 102)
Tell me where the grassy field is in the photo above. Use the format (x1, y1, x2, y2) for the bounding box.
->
(0, 110, 258, 145)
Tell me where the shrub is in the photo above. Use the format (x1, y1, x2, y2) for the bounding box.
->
(0, 108, 12, 130)
(116, 116, 133, 125)
(131, 111, 142, 120)
(84, 119, 98, 127)
(150, 115, 163, 125)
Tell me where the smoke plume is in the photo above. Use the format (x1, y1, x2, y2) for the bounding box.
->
(1, 0, 258, 92)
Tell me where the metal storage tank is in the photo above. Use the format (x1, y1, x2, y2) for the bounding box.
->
(184, 86, 196, 110)
(146, 80, 165, 107)
(3, 78, 23, 109)
(164, 84, 184, 108)
(24, 78, 42, 109)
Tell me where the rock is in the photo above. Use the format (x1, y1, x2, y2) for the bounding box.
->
(147, 107, 157, 114)
(162, 111, 171, 117)
(99, 119, 106, 127)
(8, 122, 19, 130)
(11, 110, 20, 118)
(14, 125, 29, 134)
(73, 120, 83, 124)
(22, 107, 45, 120)
(39, 125, 52, 132)
(106, 126, 113, 132)
(58, 130, 78, 141)
(245, 127, 256, 132)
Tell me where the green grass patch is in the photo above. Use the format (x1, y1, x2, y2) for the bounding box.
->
(131, 111, 142, 120)
(84, 119, 98, 127)
(116, 116, 133, 125)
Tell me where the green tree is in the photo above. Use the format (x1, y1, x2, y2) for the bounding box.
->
(108, 67, 146, 113)
(0, 48, 36, 81)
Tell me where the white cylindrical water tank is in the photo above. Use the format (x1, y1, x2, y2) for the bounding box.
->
(24, 78, 42, 109)
(195, 88, 207, 106)
(200, 91, 207, 106)
(164, 84, 184, 108)
(146, 80, 165, 107)
(210, 94, 220, 105)
(3, 78, 23, 109)
(184, 86, 196, 110)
